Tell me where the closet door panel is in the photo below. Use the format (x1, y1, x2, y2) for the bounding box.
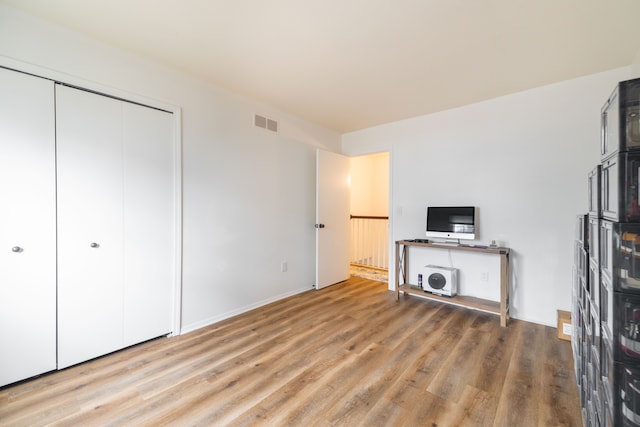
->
(122, 104, 175, 346)
(56, 85, 124, 368)
(0, 68, 56, 386)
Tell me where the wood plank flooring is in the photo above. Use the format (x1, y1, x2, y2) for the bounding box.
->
(0, 277, 582, 426)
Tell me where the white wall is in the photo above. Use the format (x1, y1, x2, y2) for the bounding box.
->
(0, 4, 341, 333)
(349, 152, 389, 216)
(343, 67, 638, 326)
(2, 4, 639, 330)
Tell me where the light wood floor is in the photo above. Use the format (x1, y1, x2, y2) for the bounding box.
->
(0, 277, 582, 426)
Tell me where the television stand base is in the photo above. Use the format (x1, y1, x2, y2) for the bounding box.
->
(395, 240, 511, 327)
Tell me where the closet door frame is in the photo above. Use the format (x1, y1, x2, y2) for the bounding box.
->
(0, 57, 184, 338)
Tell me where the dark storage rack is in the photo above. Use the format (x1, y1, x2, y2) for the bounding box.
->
(573, 77, 640, 427)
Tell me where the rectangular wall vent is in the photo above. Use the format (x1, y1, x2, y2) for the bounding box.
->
(254, 113, 278, 133)
(254, 114, 267, 128)
(266, 118, 278, 133)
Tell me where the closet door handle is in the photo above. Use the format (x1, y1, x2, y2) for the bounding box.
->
(11, 246, 23, 253)
(90, 242, 100, 248)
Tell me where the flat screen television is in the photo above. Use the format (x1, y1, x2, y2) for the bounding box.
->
(426, 206, 476, 241)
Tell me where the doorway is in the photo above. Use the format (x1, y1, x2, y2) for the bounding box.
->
(349, 152, 390, 282)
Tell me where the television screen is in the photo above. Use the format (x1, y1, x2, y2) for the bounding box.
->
(426, 206, 476, 241)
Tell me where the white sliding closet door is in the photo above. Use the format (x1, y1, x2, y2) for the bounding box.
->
(56, 85, 125, 368)
(122, 103, 174, 347)
(0, 68, 57, 387)
(56, 85, 175, 369)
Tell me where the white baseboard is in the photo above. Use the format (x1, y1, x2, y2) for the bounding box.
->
(179, 285, 312, 335)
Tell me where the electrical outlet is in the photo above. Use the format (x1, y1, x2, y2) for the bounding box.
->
(481, 272, 489, 282)
(281, 261, 288, 273)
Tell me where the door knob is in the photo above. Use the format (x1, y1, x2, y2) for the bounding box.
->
(11, 246, 22, 253)
(90, 242, 100, 248)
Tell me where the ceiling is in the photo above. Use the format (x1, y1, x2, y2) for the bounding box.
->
(3, 0, 640, 133)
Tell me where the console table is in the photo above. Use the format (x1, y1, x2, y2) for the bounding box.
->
(395, 240, 511, 327)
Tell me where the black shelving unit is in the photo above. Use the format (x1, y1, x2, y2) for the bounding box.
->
(573, 77, 640, 427)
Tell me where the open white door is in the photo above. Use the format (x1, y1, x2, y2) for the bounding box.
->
(316, 149, 350, 289)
